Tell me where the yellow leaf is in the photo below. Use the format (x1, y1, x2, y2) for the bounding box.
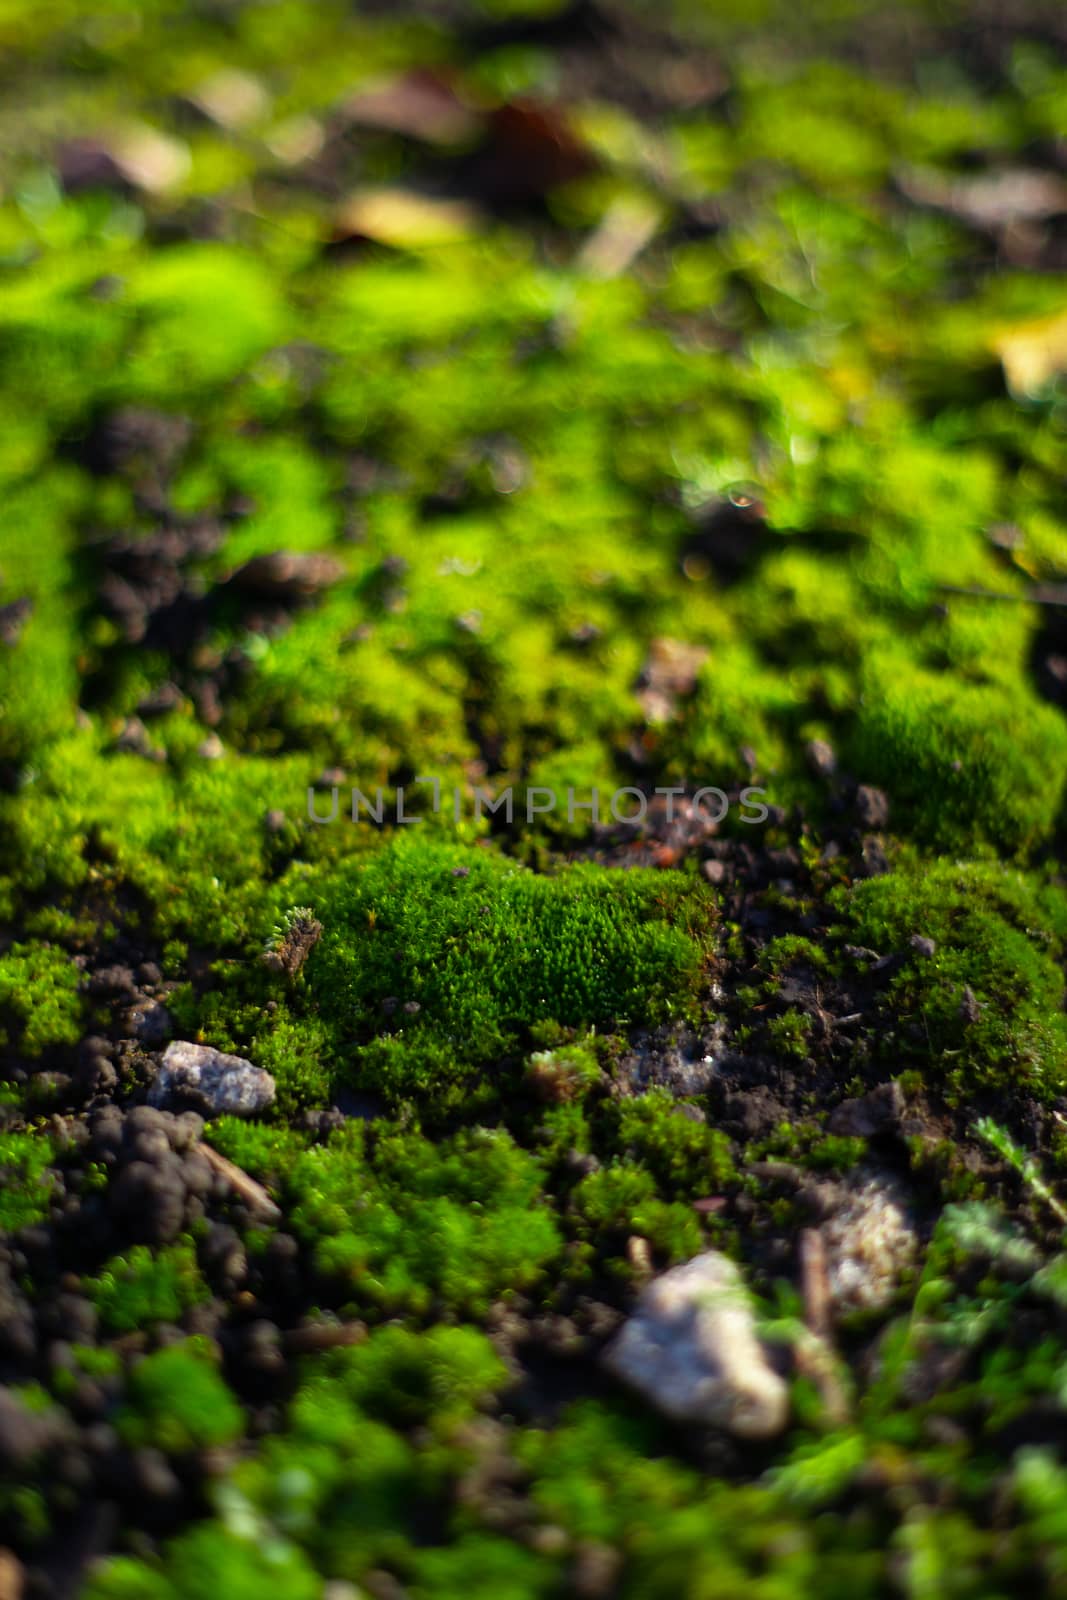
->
(334, 189, 480, 249)
(992, 307, 1067, 396)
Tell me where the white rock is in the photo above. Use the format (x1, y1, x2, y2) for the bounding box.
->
(148, 1040, 275, 1118)
(601, 1251, 789, 1438)
(821, 1170, 918, 1315)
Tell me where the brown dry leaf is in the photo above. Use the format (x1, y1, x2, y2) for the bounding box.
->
(344, 69, 480, 146)
(334, 189, 480, 248)
(110, 125, 191, 193)
(635, 637, 708, 724)
(992, 307, 1067, 395)
(577, 193, 662, 279)
(227, 551, 346, 598)
(477, 99, 595, 202)
(190, 69, 270, 130)
(898, 165, 1067, 230)
(266, 115, 325, 166)
(0, 1549, 22, 1600)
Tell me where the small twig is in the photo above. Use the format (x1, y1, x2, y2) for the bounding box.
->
(800, 1228, 832, 1342)
(199, 1142, 282, 1220)
(792, 1327, 851, 1427)
(793, 1229, 851, 1424)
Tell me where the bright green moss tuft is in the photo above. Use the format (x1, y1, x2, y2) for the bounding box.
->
(524, 1041, 602, 1104)
(569, 1163, 705, 1267)
(0, 942, 83, 1058)
(84, 1242, 210, 1335)
(848, 659, 1067, 854)
(83, 1526, 321, 1600)
(308, 837, 715, 1100)
(613, 1089, 736, 1198)
(839, 861, 1067, 1096)
(303, 1324, 507, 1429)
(288, 1123, 562, 1315)
(116, 1338, 244, 1455)
(0, 1131, 58, 1230)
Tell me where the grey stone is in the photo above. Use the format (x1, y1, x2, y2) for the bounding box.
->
(148, 1040, 275, 1118)
(805, 738, 837, 779)
(601, 1251, 788, 1438)
(126, 1000, 172, 1046)
(821, 1170, 918, 1315)
(855, 785, 890, 829)
(828, 1080, 904, 1138)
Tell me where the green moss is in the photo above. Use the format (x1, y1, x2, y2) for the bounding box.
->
(0, 1130, 57, 1229)
(84, 1241, 210, 1335)
(227, 1397, 426, 1577)
(759, 935, 830, 975)
(303, 1324, 507, 1430)
(7, 0, 1067, 1587)
(408, 1535, 559, 1600)
(569, 1164, 705, 1268)
(767, 1007, 814, 1059)
(308, 837, 715, 1102)
(116, 1338, 244, 1455)
(848, 658, 1067, 855)
(613, 1090, 736, 1197)
(83, 1527, 321, 1600)
(838, 861, 1067, 1097)
(0, 941, 83, 1057)
(524, 1041, 602, 1104)
(287, 1123, 562, 1316)
(201, 1119, 310, 1187)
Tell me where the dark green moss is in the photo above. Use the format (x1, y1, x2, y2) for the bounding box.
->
(287, 1123, 562, 1315)
(116, 1338, 244, 1455)
(308, 838, 715, 1102)
(836, 861, 1067, 1097)
(84, 1241, 210, 1335)
(0, 1131, 57, 1230)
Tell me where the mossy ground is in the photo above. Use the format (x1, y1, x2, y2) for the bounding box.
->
(4, 0, 1067, 1595)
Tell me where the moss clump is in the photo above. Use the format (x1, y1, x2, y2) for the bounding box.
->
(0, 1131, 57, 1230)
(568, 1164, 705, 1269)
(84, 1241, 210, 1335)
(0, 942, 83, 1057)
(116, 1338, 244, 1455)
(758, 935, 830, 975)
(524, 1041, 602, 1104)
(288, 1123, 562, 1316)
(83, 1527, 321, 1600)
(838, 860, 1067, 1097)
(613, 1089, 736, 1198)
(302, 1324, 507, 1430)
(308, 837, 715, 1101)
(227, 1395, 428, 1579)
(848, 659, 1067, 855)
(766, 1007, 815, 1059)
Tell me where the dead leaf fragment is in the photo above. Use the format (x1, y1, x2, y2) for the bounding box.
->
(226, 551, 345, 599)
(992, 306, 1067, 395)
(899, 165, 1067, 230)
(190, 69, 270, 130)
(344, 69, 480, 146)
(111, 125, 191, 193)
(334, 189, 479, 248)
(635, 637, 708, 724)
(577, 193, 662, 279)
